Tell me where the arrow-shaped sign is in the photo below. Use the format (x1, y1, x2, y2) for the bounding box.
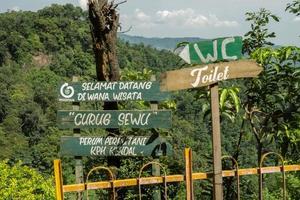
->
(174, 36, 243, 65)
(160, 60, 263, 91)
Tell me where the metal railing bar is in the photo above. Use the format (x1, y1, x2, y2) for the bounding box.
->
(85, 166, 116, 200)
(259, 152, 286, 200)
(62, 164, 300, 193)
(138, 161, 168, 200)
(221, 156, 240, 200)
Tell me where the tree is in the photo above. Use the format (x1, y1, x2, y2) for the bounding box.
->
(88, 0, 121, 127)
(286, 0, 300, 16)
(0, 160, 55, 199)
(243, 8, 279, 55)
(286, 0, 300, 37)
(88, 1, 122, 199)
(237, 45, 300, 199)
(245, 46, 300, 160)
(88, 0, 120, 82)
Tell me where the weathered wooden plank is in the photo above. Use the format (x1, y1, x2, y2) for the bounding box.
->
(57, 110, 171, 129)
(60, 135, 173, 157)
(160, 60, 263, 91)
(175, 36, 242, 65)
(58, 81, 169, 102)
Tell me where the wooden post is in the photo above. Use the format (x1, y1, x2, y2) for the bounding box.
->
(72, 77, 84, 200)
(152, 156, 161, 200)
(54, 159, 64, 200)
(210, 83, 223, 200)
(185, 148, 194, 200)
(151, 75, 161, 200)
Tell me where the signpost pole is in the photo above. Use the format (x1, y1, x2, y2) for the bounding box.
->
(151, 76, 161, 200)
(210, 83, 223, 200)
(72, 77, 84, 200)
(185, 148, 194, 200)
(160, 36, 261, 200)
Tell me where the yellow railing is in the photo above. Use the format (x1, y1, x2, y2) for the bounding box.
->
(54, 149, 300, 199)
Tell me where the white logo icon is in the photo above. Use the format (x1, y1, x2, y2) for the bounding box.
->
(60, 83, 74, 99)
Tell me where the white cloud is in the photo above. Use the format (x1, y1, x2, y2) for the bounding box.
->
(11, 6, 20, 12)
(79, 0, 88, 10)
(134, 9, 152, 22)
(121, 9, 155, 29)
(293, 17, 300, 22)
(156, 9, 238, 28)
(120, 8, 240, 37)
(122, 8, 238, 31)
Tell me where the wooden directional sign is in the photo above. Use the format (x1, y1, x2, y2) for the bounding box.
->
(174, 36, 242, 65)
(60, 135, 173, 157)
(160, 60, 262, 91)
(57, 110, 171, 129)
(58, 81, 169, 102)
(172, 36, 260, 200)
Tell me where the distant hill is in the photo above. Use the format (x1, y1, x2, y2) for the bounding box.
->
(118, 33, 206, 50)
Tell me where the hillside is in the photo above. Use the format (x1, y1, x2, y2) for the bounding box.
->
(0, 3, 180, 168)
(118, 33, 205, 50)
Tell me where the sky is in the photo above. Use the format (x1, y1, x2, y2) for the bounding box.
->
(0, 0, 299, 46)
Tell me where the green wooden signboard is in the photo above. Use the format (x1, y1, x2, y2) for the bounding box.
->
(60, 135, 173, 157)
(175, 36, 242, 65)
(58, 81, 169, 102)
(57, 110, 171, 129)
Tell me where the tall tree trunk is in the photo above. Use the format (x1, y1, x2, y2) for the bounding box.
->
(88, 0, 120, 82)
(88, 0, 120, 137)
(88, 1, 121, 198)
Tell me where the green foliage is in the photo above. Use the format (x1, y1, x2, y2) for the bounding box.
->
(26, 68, 60, 113)
(243, 8, 279, 54)
(219, 86, 241, 122)
(286, 0, 300, 16)
(263, 188, 283, 200)
(286, 0, 300, 37)
(117, 41, 180, 73)
(286, 173, 300, 199)
(0, 160, 55, 199)
(246, 46, 300, 157)
(193, 85, 241, 123)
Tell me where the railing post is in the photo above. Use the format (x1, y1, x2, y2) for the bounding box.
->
(54, 159, 64, 200)
(185, 148, 194, 200)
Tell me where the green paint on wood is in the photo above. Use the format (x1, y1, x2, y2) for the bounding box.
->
(57, 110, 172, 129)
(175, 36, 243, 65)
(60, 135, 173, 157)
(58, 81, 169, 102)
